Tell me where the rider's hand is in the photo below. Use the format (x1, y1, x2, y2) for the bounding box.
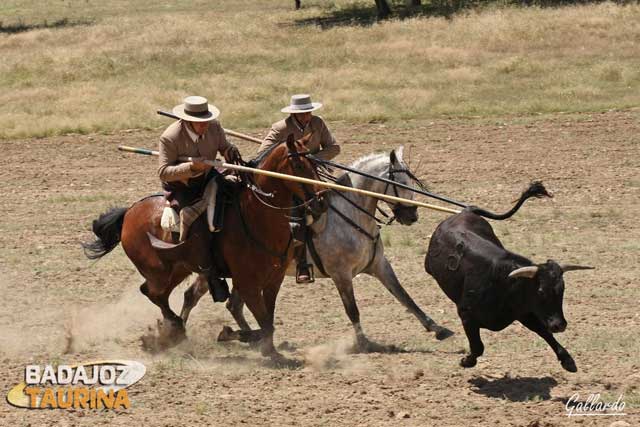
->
(190, 158, 212, 173)
(225, 145, 241, 163)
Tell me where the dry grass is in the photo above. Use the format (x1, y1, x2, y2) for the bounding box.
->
(1, 0, 639, 138)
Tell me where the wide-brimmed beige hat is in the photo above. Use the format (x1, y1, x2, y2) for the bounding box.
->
(281, 94, 322, 114)
(172, 96, 220, 122)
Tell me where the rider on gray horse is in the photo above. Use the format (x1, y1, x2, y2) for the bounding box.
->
(257, 94, 341, 283)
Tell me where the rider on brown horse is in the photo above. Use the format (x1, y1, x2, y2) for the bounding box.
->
(158, 95, 241, 301)
(257, 94, 340, 283)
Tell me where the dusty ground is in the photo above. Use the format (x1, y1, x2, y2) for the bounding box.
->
(0, 110, 638, 426)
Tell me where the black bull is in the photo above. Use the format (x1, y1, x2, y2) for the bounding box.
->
(425, 182, 593, 372)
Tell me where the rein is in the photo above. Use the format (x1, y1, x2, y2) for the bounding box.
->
(309, 155, 469, 209)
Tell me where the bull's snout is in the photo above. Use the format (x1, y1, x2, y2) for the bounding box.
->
(547, 317, 567, 333)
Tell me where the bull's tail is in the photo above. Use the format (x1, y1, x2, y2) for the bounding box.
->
(82, 207, 128, 259)
(470, 181, 552, 220)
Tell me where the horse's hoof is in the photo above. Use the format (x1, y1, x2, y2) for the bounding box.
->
(140, 320, 185, 353)
(140, 334, 161, 354)
(356, 338, 398, 354)
(435, 327, 455, 341)
(217, 326, 234, 342)
(268, 352, 303, 369)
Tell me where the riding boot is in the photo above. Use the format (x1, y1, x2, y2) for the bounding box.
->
(204, 268, 230, 303)
(289, 222, 305, 246)
(295, 245, 314, 284)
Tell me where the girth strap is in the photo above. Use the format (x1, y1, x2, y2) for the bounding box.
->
(305, 227, 329, 277)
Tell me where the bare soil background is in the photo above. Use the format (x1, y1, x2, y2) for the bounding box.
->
(0, 110, 638, 426)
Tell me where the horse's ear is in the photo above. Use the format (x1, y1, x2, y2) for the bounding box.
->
(299, 132, 313, 147)
(390, 149, 397, 166)
(286, 133, 295, 151)
(395, 146, 405, 163)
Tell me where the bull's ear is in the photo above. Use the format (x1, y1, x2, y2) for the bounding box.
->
(509, 266, 539, 279)
(560, 264, 595, 273)
(286, 133, 295, 151)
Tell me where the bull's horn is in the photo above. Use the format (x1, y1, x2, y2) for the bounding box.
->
(560, 264, 595, 273)
(508, 266, 539, 279)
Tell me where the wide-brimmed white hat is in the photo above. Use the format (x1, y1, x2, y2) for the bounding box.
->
(172, 96, 220, 122)
(281, 94, 322, 114)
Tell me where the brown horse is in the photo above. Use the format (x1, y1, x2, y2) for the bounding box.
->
(83, 136, 325, 364)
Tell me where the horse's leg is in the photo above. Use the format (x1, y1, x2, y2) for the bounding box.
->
(261, 281, 299, 366)
(226, 286, 250, 331)
(140, 276, 187, 351)
(217, 285, 263, 344)
(332, 274, 396, 353)
(180, 276, 253, 334)
(180, 274, 208, 324)
(217, 287, 259, 343)
(233, 282, 295, 366)
(367, 256, 454, 340)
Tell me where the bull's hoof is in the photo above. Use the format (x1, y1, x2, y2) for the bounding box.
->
(561, 356, 578, 373)
(460, 355, 477, 368)
(435, 327, 455, 341)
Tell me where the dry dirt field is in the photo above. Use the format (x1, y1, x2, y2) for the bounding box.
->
(1, 110, 638, 426)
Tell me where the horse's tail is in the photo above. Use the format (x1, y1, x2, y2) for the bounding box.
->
(470, 181, 552, 220)
(82, 207, 128, 259)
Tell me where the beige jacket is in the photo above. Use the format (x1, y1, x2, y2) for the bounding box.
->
(257, 115, 340, 160)
(158, 120, 235, 183)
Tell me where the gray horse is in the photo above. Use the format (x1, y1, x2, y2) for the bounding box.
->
(180, 146, 453, 351)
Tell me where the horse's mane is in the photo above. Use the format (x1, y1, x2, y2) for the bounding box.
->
(251, 141, 282, 166)
(349, 152, 389, 170)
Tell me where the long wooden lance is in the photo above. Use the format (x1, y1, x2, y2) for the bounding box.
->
(118, 145, 461, 215)
(157, 110, 471, 209)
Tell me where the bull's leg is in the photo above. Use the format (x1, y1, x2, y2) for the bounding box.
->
(458, 307, 483, 368)
(180, 274, 209, 324)
(519, 314, 577, 373)
(333, 275, 394, 353)
(368, 256, 454, 340)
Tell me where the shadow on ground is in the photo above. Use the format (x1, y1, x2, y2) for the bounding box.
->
(291, 0, 614, 30)
(0, 18, 93, 34)
(468, 375, 559, 401)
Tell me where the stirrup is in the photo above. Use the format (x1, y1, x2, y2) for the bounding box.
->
(296, 263, 314, 284)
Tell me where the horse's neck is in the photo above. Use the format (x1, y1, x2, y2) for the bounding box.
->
(241, 175, 291, 231)
(347, 157, 389, 215)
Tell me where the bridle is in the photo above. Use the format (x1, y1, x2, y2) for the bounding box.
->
(383, 161, 424, 216)
(244, 142, 326, 213)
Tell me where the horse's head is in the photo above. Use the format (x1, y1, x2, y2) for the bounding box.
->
(383, 146, 422, 225)
(262, 134, 327, 217)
